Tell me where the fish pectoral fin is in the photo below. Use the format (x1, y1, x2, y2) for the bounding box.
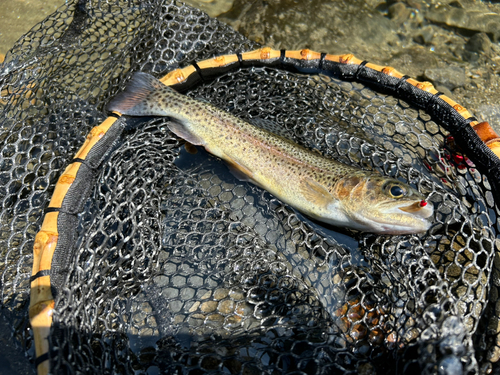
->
(299, 179, 334, 207)
(184, 142, 198, 154)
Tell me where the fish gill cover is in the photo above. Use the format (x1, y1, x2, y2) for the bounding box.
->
(0, 1, 499, 375)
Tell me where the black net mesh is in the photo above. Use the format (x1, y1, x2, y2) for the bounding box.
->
(1, 1, 500, 375)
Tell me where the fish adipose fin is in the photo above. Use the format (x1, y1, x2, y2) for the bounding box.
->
(299, 179, 334, 207)
(107, 72, 173, 116)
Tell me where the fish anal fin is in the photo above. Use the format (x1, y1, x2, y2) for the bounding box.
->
(225, 159, 258, 185)
(299, 179, 334, 207)
(168, 122, 204, 146)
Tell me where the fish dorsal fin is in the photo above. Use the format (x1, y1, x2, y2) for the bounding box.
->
(194, 97, 211, 105)
(248, 117, 295, 139)
(299, 179, 334, 207)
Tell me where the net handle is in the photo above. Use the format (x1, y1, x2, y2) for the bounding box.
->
(29, 47, 500, 374)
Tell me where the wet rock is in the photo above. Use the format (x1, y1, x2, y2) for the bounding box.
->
(388, 47, 438, 80)
(388, 2, 411, 24)
(406, 0, 427, 12)
(448, 1, 464, 9)
(424, 66, 466, 91)
(413, 26, 435, 45)
(435, 85, 454, 100)
(219, 0, 398, 55)
(465, 32, 492, 55)
(183, 0, 234, 17)
(478, 104, 500, 133)
(426, 6, 500, 41)
(356, 13, 398, 46)
(463, 32, 492, 62)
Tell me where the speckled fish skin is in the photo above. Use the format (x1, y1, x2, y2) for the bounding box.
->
(108, 72, 434, 234)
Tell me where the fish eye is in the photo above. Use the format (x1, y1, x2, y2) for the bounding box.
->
(387, 184, 406, 199)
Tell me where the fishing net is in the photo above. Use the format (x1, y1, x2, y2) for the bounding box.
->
(1, 1, 500, 374)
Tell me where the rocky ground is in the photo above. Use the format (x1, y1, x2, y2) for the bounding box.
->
(0, 0, 63, 62)
(3, 0, 499, 133)
(188, 0, 500, 135)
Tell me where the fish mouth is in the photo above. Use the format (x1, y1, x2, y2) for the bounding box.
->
(370, 199, 434, 234)
(398, 200, 433, 219)
(347, 199, 434, 234)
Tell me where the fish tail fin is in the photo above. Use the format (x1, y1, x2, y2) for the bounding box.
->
(108, 72, 206, 146)
(107, 72, 174, 116)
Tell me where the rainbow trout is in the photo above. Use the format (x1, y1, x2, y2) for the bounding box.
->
(108, 72, 433, 234)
